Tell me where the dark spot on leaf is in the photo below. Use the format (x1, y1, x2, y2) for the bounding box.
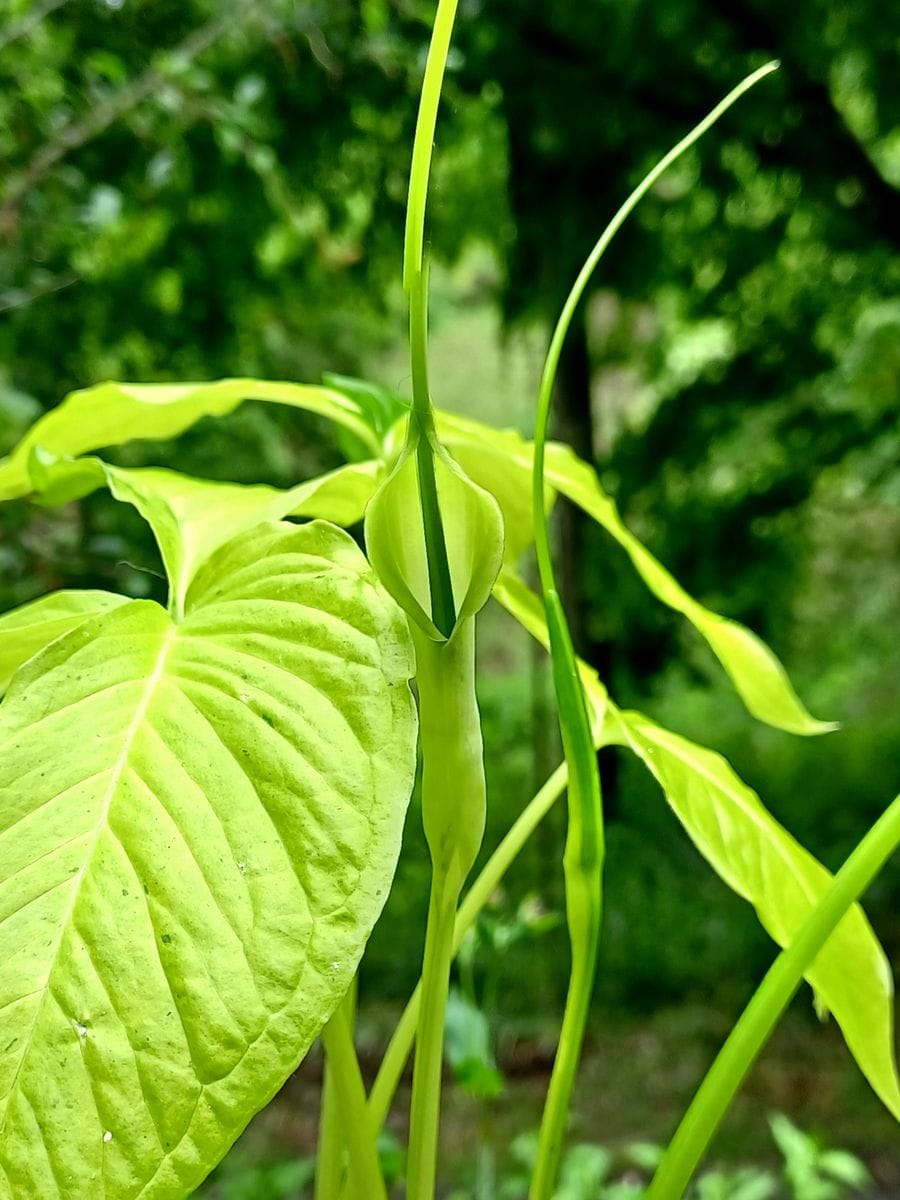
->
(161, 933, 173, 945)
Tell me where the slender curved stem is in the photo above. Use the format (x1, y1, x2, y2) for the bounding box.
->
(647, 792, 900, 1200)
(406, 879, 458, 1198)
(363, 761, 571, 1139)
(319, 983, 389, 1200)
(407, 622, 487, 1200)
(404, 0, 459, 293)
(526, 62, 780, 1198)
(315, 1029, 343, 1200)
(530, 60, 779, 557)
(404, 0, 459, 634)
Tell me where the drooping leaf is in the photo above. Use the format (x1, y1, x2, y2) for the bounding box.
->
(494, 569, 900, 1120)
(0, 590, 129, 694)
(0, 378, 379, 501)
(542, 445, 835, 736)
(608, 706, 900, 1121)
(429, 413, 828, 735)
(28, 452, 381, 617)
(0, 520, 417, 1199)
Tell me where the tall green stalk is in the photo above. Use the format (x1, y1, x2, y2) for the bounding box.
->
(404, 0, 459, 637)
(647, 791, 900, 1199)
(318, 982, 388, 1200)
(386, 7, 497, 1195)
(407, 622, 488, 1199)
(526, 60, 780, 1200)
(366, 761, 572, 1139)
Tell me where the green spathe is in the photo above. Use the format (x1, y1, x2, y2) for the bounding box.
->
(0, 521, 416, 1199)
(364, 428, 503, 642)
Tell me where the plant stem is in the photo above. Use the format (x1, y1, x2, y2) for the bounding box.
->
(646, 791, 900, 1200)
(529, 854, 601, 1200)
(527, 594, 604, 1200)
(407, 878, 458, 1198)
(315, 983, 352, 1200)
(315, 1051, 342, 1200)
(319, 983, 388, 1200)
(530, 61, 779, 534)
(525, 62, 780, 1199)
(404, 0, 460, 292)
(403, 0, 459, 635)
(366, 761, 571, 1136)
(406, 621, 487, 1200)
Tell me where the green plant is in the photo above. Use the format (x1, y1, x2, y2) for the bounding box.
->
(488, 1115, 868, 1200)
(0, 3, 898, 1200)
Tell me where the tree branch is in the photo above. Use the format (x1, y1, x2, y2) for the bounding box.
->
(0, 0, 259, 223)
(0, 0, 73, 53)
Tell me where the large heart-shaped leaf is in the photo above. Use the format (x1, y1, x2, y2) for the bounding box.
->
(0, 378, 379, 501)
(0, 591, 128, 694)
(27, 453, 381, 618)
(0, 520, 416, 1198)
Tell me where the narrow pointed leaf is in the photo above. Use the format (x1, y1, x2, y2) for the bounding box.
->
(608, 706, 900, 1120)
(0, 520, 416, 1199)
(494, 569, 899, 1119)
(0, 378, 379, 501)
(0, 591, 128, 694)
(542, 445, 834, 736)
(28, 453, 381, 616)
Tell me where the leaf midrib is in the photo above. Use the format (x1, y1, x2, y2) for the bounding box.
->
(0, 625, 176, 1141)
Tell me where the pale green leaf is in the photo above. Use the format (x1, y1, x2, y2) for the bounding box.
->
(609, 707, 900, 1120)
(494, 569, 900, 1120)
(431, 413, 828, 735)
(0, 591, 128, 694)
(0, 520, 416, 1198)
(542, 445, 835, 735)
(28, 452, 381, 618)
(0, 378, 379, 500)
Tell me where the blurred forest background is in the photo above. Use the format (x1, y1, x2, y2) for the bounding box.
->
(1, 0, 898, 1193)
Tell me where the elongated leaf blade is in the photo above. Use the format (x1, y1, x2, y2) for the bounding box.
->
(0, 379, 379, 500)
(542, 446, 834, 736)
(610, 707, 900, 1120)
(28, 454, 381, 616)
(494, 569, 899, 1118)
(0, 591, 129, 694)
(0, 520, 416, 1198)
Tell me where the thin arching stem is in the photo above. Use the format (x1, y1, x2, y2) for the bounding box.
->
(527, 60, 780, 1200)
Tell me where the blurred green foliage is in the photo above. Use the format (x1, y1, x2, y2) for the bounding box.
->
(1, 0, 898, 1015)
